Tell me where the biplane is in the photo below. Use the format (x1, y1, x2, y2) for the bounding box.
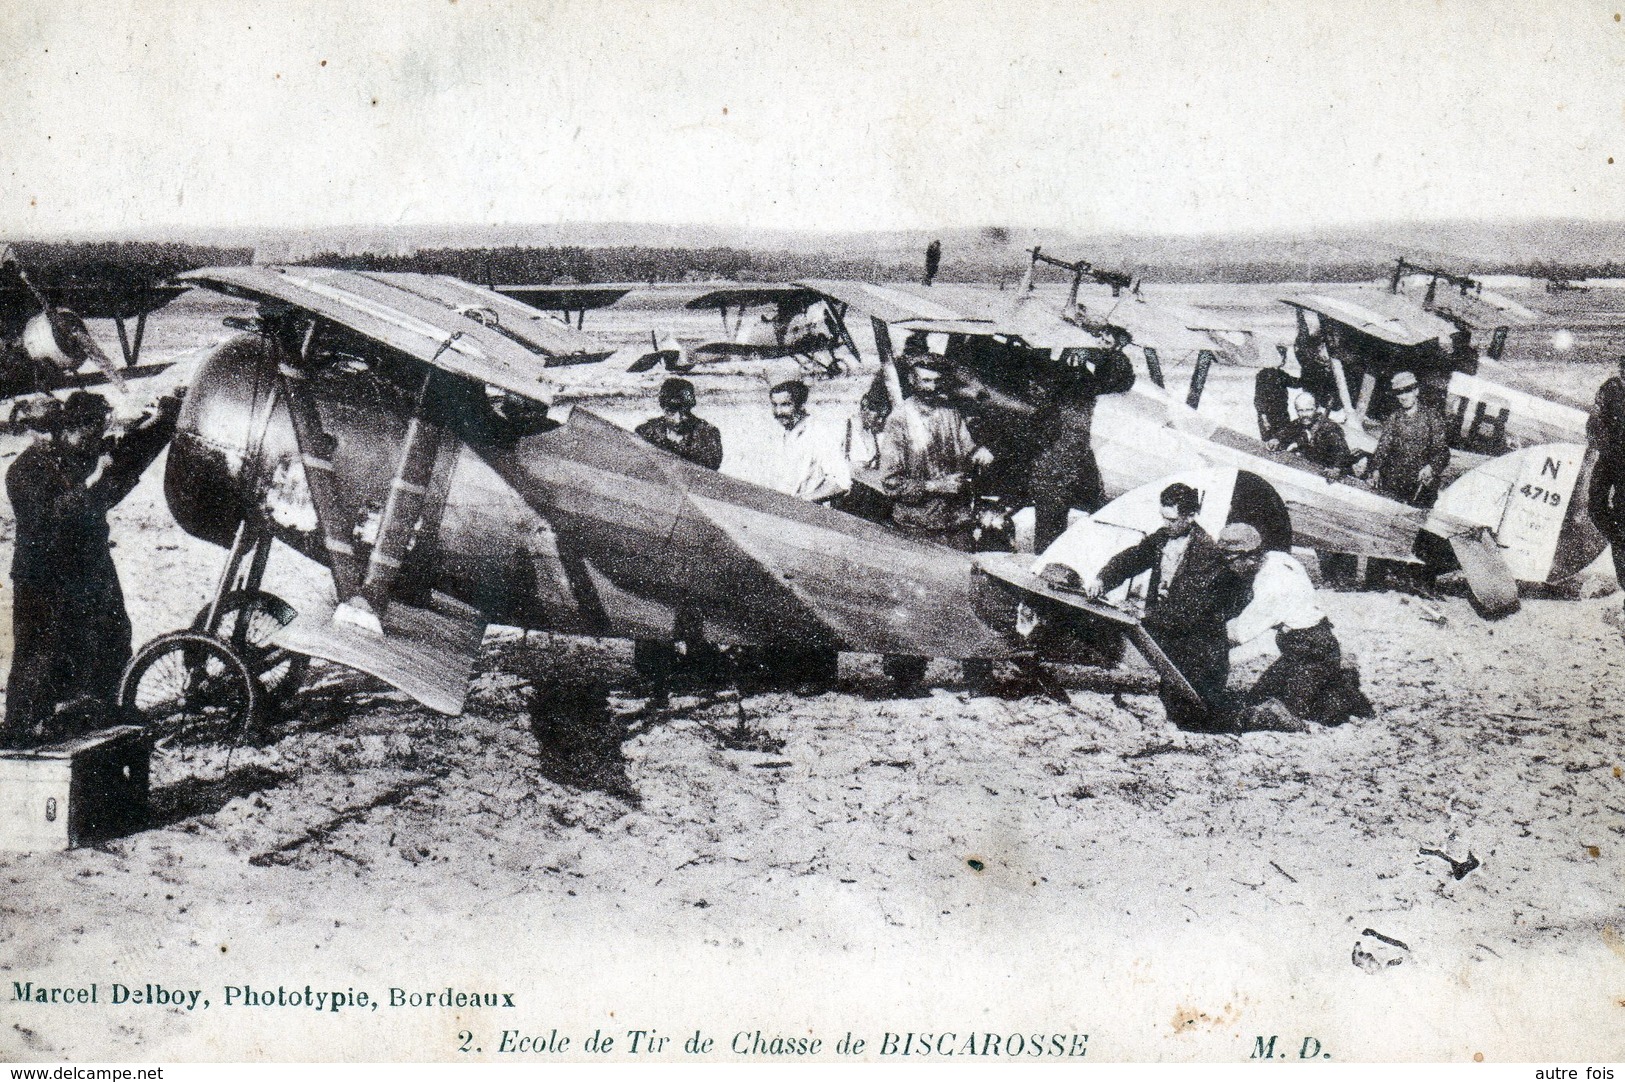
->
(1279, 258, 1590, 459)
(0, 244, 189, 408)
(115, 264, 1198, 733)
(497, 282, 856, 376)
(758, 251, 1604, 617)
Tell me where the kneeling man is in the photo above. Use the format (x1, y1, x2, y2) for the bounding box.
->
(1219, 524, 1373, 730)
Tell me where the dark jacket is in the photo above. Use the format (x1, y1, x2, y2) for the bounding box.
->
(1097, 523, 1251, 716)
(1588, 374, 1625, 465)
(1280, 414, 1354, 473)
(1098, 524, 1249, 639)
(1369, 405, 1451, 506)
(634, 414, 723, 471)
(4, 408, 178, 741)
(1254, 367, 1297, 442)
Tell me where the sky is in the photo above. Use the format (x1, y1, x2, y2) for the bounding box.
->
(1, 0, 1622, 238)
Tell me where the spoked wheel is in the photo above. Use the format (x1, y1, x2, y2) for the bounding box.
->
(192, 590, 308, 705)
(118, 631, 260, 749)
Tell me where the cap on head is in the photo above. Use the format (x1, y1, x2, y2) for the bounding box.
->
(1159, 482, 1201, 517)
(770, 378, 809, 409)
(658, 377, 697, 410)
(1391, 370, 1419, 393)
(1217, 522, 1263, 555)
(58, 390, 112, 428)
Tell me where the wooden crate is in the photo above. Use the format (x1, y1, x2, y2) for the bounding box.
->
(0, 726, 151, 851)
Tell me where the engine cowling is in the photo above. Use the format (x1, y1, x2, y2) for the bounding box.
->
(165, 333, 300, 549)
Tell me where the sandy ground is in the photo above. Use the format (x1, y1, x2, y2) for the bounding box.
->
(0, 288, 1622, 1062)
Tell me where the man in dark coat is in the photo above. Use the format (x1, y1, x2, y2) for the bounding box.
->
(634, 377, 723, 470)
(1272, 391, 1354, 475)
(1367, 369, 1454, 593)
(4, 389, 183, 747)
(1587, 354, 1625, 619)
(631, 377, 723, 695)
(1368, 370, 1451, 507)
(1271, 389, 1360, 587)
(1254, 347, 1298, 445)
(1083, 483, 1252, 731)
(1027, 340, 1136, 552)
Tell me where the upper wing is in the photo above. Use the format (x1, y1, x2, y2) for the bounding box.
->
(495, 284, 636, 313)
(799, 279, 1116, 349)
(684, 285, 826, 312)
(1283, 289, 1457, 346)
(181, 266, 616, 400)
(374, 273, 615, 365)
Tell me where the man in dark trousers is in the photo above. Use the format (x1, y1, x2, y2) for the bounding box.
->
(4, 389, 183, 747)
(1254, 346, 1298, 445)
(1220, 524, 1373, 730)
(634, 377, 723, 470)
(1367, 369, 1453, 592)
(877, 357, 995, 691)
(1587, 354, 1625, 623)
(631, 377, 724, 696)
(1027, 336, 1136, 552)
(1081, 483, 1252, 731)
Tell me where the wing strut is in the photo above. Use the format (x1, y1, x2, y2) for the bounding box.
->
(359, 370, 445, 615)
(871, 317, 906, 409)
(274, 326, 367, 605)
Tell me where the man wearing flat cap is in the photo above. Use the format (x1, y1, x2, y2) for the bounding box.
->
(3, 388, 184, 747)
(1367, 369, 1452, 592)
(1368, 370, 1450, 507)
(1080, 483, 1252, 731)
(635, 377, 723, 471)
(1218, 523, 1373, 731)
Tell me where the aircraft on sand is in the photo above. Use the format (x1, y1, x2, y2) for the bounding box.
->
(114, 264, 1199, 740)
(729, 249, 1604, 619)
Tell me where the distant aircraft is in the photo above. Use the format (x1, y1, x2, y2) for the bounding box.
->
(0, 244, 187, 411)
(497, 282, 857, 376)
(768, 250, 1603, 617)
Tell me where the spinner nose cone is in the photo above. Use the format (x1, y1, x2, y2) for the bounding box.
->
(162, 333, 289, 548)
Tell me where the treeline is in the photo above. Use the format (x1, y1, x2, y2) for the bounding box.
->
(4, 240, 253, 287)
(300, 245, 952, 284)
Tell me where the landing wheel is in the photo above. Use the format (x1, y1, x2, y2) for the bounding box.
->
(118, 631, 260, 747)
(192, 590, 308, 704)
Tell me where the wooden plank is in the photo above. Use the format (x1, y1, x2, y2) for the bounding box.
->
(974, 554, 1203, 706)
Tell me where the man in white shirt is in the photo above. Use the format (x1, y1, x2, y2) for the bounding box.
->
(1218, 524, 1373, 730)
(762, 379, 850, 504)
(753, 379, 848, 689)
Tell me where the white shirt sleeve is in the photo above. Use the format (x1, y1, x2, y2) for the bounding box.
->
(1228, 551, 1325, 645)
(769, 419, 851, 502)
